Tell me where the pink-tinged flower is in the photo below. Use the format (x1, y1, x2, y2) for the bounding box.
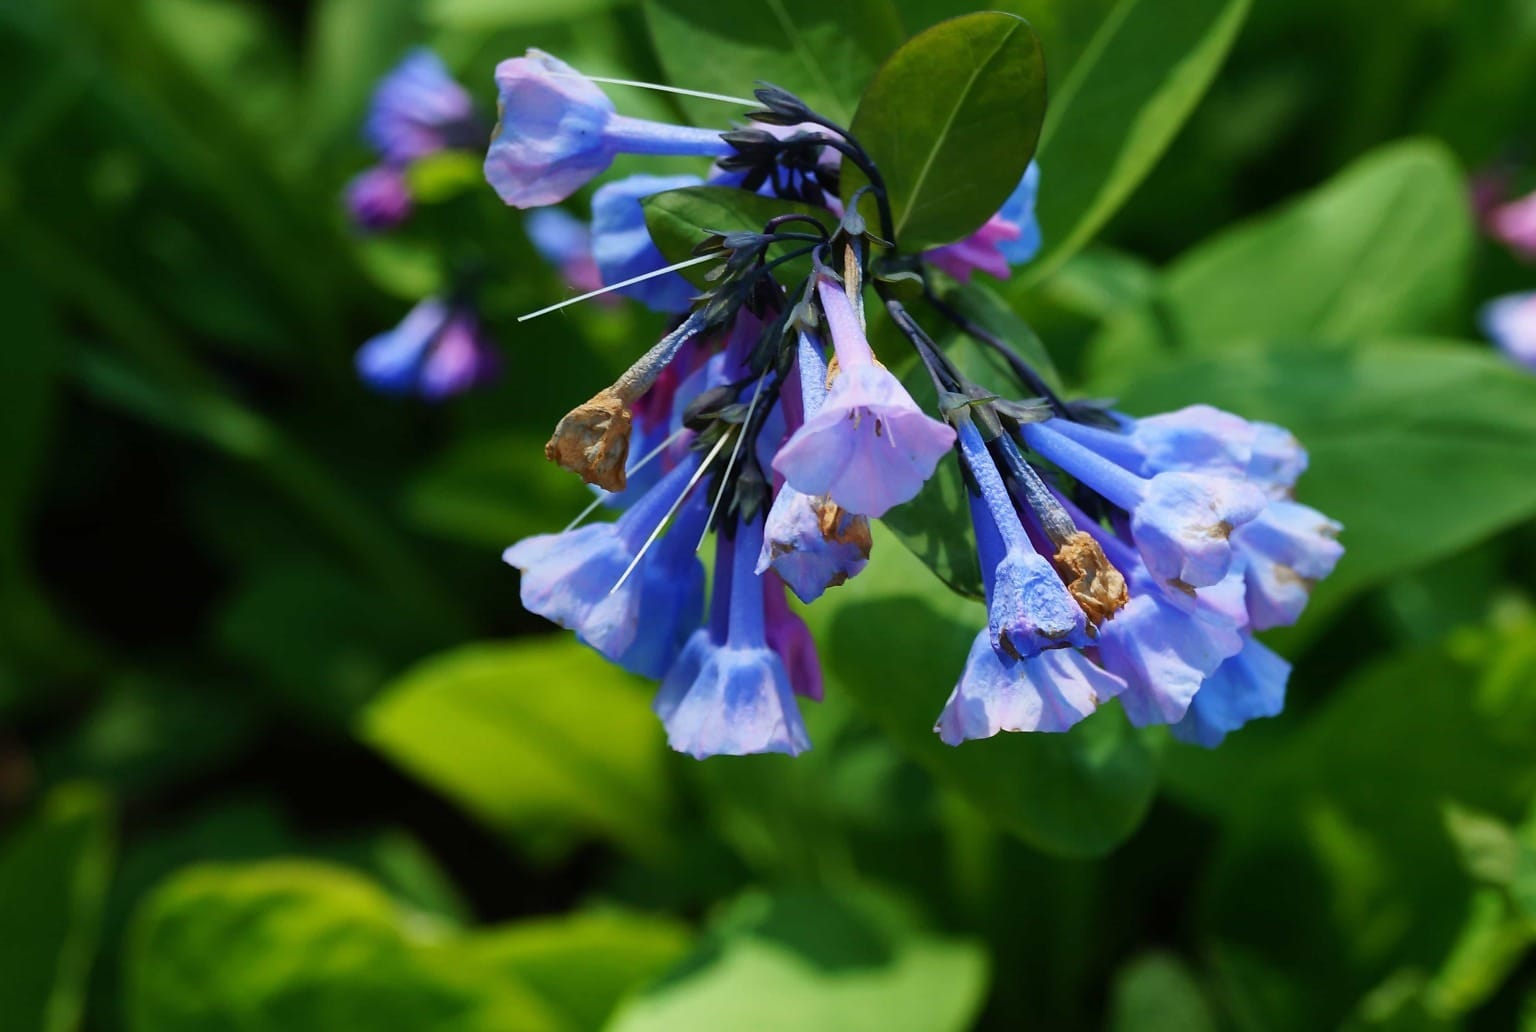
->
(356, 298, 501, 399)
(345, 165, 412, 232)
(923, 163, 1041, 280)
(763, 571, 823, 701)
(935, 634, 1126, 743)
(772, 276, 955, 517)
(365, 49, 479, 164)
(1488, 190, 1536, 260)
(524, 208, 605, 294)
(485, 50, 731, 209)
(1481, 291, 1536, 371)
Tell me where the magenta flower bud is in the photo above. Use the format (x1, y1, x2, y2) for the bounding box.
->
(345, 165, 413, 232)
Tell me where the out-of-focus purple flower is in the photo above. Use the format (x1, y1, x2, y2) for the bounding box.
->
(1233, 500, 1344, 631)
(591, 173, 702, 312)
(356, 297, 501, 399)
(1481, 291, 1536, 370)
(524, 207, 605, 294)
(504, 458, 704, 669)
(925, 162, 1043, 281)
(1172, 636, 1290, 747)
(1022, 420, 1267, 589)
(345, 165, 413, 232)
(1489, 190, 1536, 261)
(485, 50, 731, 209)
(659, 516, 811, 758)
(763, 571, 823, 701)
(772, 276, 955, 517)
(935, 633, 1125, 743)
(365, 49, 478, 164)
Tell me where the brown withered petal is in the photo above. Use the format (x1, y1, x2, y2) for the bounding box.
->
(815, 498, 873, 559)
(544, 388, 632, 492)
(1052, 531, 1129, 625)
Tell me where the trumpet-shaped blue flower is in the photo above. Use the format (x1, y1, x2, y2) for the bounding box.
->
(935, 633, 1125, 743)
(1172, 636, 1290, 747)
(366, 49, 478, 164)
(356, 298, 501, 399)
(1022, 419, 1267, 589)
(957, 414, 1089, 658)
(925, 162, 1043, 280)
(1481, 291, 1536, 370)
(773, 276, 955, 517)
(485, 50, 731, 209)
(345, 165, 412, 232)
(591, 173, 702, 312)
(503, 458, 704, 667)
(659, 517, 811, 759)
(1232, 499, 1344, 630)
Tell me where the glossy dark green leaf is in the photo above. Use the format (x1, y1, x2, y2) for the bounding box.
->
(358, 639, 672, 857)
(1087, 141, 1473, 390)
(1115, 343, 1536, 618)
(643, 0, 905, 125)
(843, 12, 1047, 251)
(813, 525, 1157, 857)
(1030, 0, 1252, 277)
(0, 786, 115, 1032)
(609, 889, 988, 1032)
(642, 186, 832, 289)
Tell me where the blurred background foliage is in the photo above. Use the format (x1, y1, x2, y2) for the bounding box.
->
(3, 0, 1536, 1028)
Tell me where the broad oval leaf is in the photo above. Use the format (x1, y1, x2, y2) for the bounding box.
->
(642, 186, 832, 288)
(1086, 140, 1474, 390)
(843, 12, 1047, 252)
(358, 639, 671, 857)
(1029, 0, 1252, 279)
(813, 525, 1157, 857)
(644, 0, 905, 126)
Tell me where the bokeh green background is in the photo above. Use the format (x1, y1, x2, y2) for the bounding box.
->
(4, 0, 1536, 1029)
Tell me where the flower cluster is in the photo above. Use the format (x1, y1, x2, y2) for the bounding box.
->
(1474, 165, 1536, 371)
(345, 50, 501, 398)
(491, 51, 1342, 758)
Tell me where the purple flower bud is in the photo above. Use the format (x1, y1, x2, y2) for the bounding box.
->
(935, 632, 1126, 743)
(485, 50, 731, 209)
(659, 517, 811, 759)
(366, 49, 477, 164)
(772, 277, 955, 517)
(591, 173, 703, 312)
(356, 298, 501, 399)
(1488, 190, 1536, 260)
(1232, 500, 1344, 630)
(345, 165, 413, 232)
(1171, 636, 1290, 747)
(1481, 291, 1536, 371)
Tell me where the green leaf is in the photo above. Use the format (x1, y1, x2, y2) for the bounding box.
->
(405, 151, 487, 205)
(643, 0, 906, 126)
(358, 639, 672, 857)
(842, 11, 1046, 251)
(1115, 343, 1536, 617)
(642, 186, 832, 288)
(125, 861, 567, 1032)
(1030, 0, 1252, 277)
(608, 889, 988, 1032)
(0, 786, 115, 1032)
(1087, 141, 1474, 390)
(426, 0, 620, 29)
(1108, 953, 1220, 1032)
(471, 912, 692, 1030)
(815, 525, 1156, 856)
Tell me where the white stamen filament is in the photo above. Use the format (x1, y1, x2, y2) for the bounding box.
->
(549, 73, 757, 107)
(696, 377, 767, 552)
(609, 432, 731, 595)
(518, 253, 720, 322)
(561, 426, 691, 532)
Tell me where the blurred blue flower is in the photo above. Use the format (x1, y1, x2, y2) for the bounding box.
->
(591, 173, 702, 312)
(524, 208, 605, 294)
(365, 48, 478, 164)
(344, 165, 412, 232)
(355, 297, 501, 399)
(1481, 291, 1536, 371)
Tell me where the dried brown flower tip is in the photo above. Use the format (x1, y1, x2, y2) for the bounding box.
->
(544, 388, 633, 492)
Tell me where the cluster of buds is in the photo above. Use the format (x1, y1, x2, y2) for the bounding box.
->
(489, 49, 1343, 758)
